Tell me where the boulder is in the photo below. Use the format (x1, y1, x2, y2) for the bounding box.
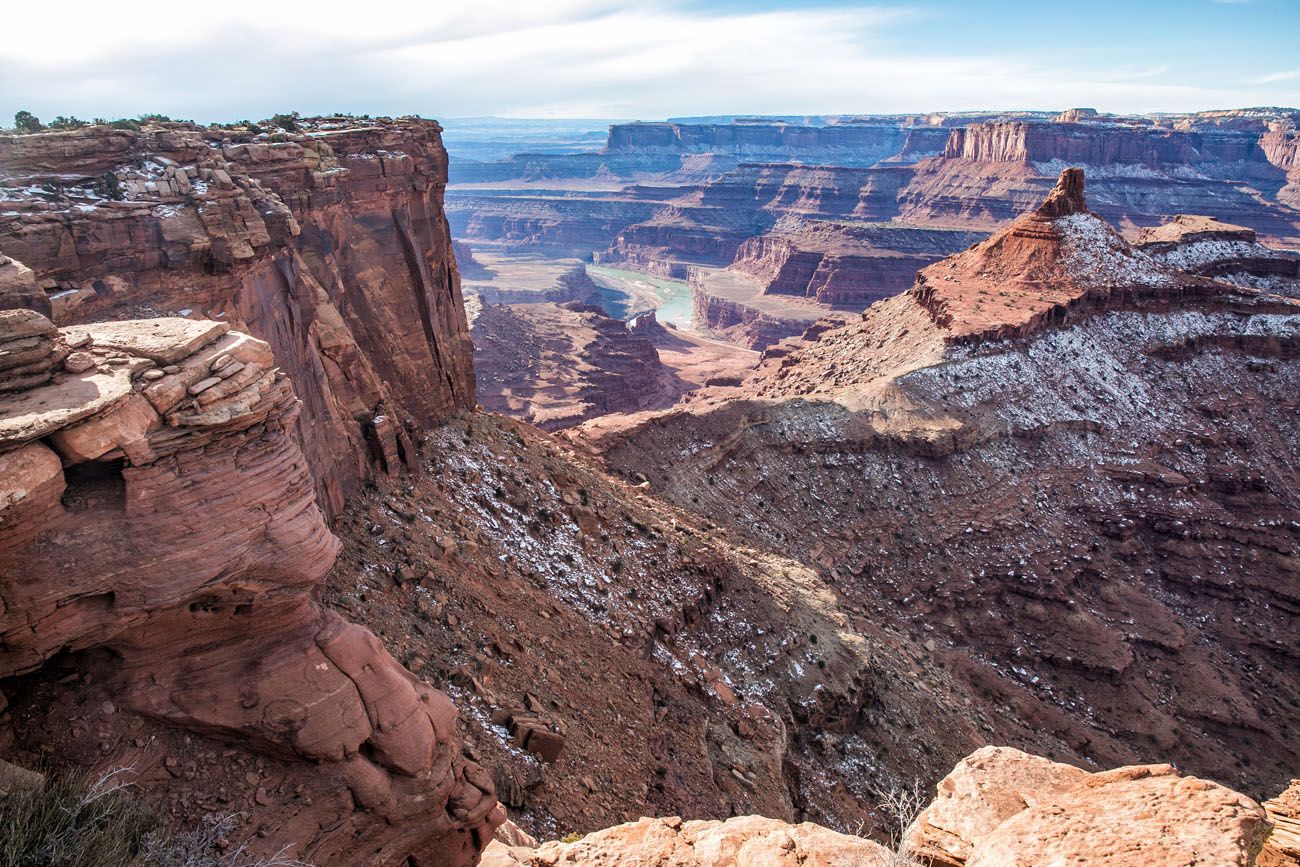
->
(1260, 780, 1300, 866)
(488, 815, 891, 867)
(966, 764, 1268, 867)
(903, 746, 1089, 867)
(904, 749, 1269, 867)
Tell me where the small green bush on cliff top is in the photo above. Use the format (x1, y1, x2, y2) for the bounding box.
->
(269, 112, 301, 132)
(12, 111, 43, 133)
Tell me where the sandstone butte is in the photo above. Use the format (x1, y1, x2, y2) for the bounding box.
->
(1, 115, 1299, 867)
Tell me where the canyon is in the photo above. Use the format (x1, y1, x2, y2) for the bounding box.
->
(580, 168, 1300, 811)
(0, 112, 1298, 867)
(452, 107, 1300, 364)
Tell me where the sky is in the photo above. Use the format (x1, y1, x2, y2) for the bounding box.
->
(2, 0, 1298, 124)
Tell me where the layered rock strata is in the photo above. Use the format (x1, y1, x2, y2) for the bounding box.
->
(582, 171, 1300, 797)
(470, 299, 685, 429)
(728, 217, 983, 306)
(0, 313, 498, 865)
(453, 109, 1300, 321)
(690, 267, 854, 350)
(0, 118, 474, 516)
(1136, 215, 1300, 294)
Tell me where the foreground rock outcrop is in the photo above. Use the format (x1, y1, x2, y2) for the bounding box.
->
(0, 117, 474, 516)
(1260, 780, 1300, 866)
(0, 312, 498, 865)
(483, 814, 892, 866)
(904, 747, 1269, 867)
(477, 746, 1279, 867)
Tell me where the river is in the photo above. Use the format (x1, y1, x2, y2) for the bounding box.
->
(586, 265, 694, 330)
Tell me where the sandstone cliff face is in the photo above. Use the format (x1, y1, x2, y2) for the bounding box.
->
(0, 119, 474, 516)
(470, 299, 686, 429)
(728, 218, 983, 307)
(907, 118, 1300, 241)
(941, 121, 1209, 165)
(583, 172, 1300, 798)
(0, 312, 498, 864)
(1261, 123, 1300, 209)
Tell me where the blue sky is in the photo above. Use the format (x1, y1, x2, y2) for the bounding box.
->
(1, 0, 1296, 123)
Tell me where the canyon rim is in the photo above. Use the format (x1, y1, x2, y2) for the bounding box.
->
(3, 1, 1300, 865)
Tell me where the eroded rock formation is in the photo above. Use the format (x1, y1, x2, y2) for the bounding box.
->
(729, 221, 968, 306)
(582, 170, 1300, 799)
(0, 118, 473, 516)
(0, 313, 498, 865)
(1260, 780, 1300, 866)
(470, 299, 687, 429)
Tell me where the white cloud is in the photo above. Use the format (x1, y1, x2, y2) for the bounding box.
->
(0, 0, 1294, 123)
(1253, 69, 1300, 84)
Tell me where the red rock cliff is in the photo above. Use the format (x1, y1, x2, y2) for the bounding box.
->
(0, 118, 474, 516)
(0, 312, 499, 864)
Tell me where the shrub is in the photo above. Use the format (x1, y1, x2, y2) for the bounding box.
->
(0, 768, 311, 867)
(94, 171, 124, 201)
(138, 114, 172, 123)
(107, 119, 142, 131)
(871, 779, 928, 867)
(269, 112, 300, 132)
(0, 767, 160, 867)
(142, 814, 310, 867)
(49, 116, 89, 130)
(13, 111, 43, 133)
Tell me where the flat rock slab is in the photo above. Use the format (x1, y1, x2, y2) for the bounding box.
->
(0, 363, 143, 448)
(69, 319, 229, 365)
(0, 309, 55, 341)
